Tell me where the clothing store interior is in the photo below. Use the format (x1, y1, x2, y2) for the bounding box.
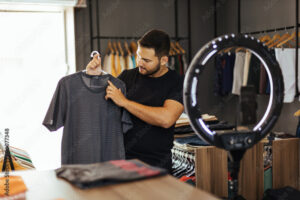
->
(1, 0, 300, 199)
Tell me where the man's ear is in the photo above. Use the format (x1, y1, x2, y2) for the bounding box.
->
(160, 55, 169, 66)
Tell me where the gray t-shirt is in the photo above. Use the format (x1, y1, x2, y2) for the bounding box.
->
(43, 71, 132, 165)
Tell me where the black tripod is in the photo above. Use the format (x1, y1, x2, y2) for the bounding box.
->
(227, 150, 246, 200)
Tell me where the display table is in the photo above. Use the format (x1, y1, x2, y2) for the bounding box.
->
(3, 169, 219, 200)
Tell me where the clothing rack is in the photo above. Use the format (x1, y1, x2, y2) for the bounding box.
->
(92, 36, 189, 40)
(237, 0, 300, 97)
(88, 0, 192, 62)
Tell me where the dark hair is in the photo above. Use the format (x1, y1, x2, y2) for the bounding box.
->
(138, 29, 170, 58)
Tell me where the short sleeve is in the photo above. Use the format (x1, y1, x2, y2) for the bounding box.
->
(117, 70, 127, 82)
(166, 76, 184, 105)
(43, 79, 67, 131)
(119, 81, 133, 133)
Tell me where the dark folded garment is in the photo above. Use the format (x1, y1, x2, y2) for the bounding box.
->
(174, 121, 234, 134)
(175, 135, 210, 146)
(174, 125, 194, 134)
(55, 159, 167, 189)
(264, 186, 300, 200)
(207, 122, 235, 130)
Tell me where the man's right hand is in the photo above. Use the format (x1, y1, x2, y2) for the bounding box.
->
(85, 54, 102, 75)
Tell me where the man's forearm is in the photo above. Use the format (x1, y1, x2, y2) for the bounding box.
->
(105, 80, 183, 128)
(123, 99, 171, 128)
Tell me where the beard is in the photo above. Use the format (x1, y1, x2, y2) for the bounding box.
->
(138, 62, 161, 76)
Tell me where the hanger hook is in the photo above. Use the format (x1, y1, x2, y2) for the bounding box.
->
(90, 50, 100, 60)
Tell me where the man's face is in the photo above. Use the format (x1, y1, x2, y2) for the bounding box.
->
(136, 45, 161, 76)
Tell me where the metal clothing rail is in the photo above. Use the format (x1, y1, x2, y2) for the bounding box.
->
(243, 25, 297, 35)
(92, 36, 189, 40)
(88, 0, 192, 62)
(238, 0, 299, 97)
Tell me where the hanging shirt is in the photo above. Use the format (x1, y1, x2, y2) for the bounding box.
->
(275, 48, 300, 103)
(170, 56, 176, 70)
(43, 72, 133, 165)
(120, 55, 126, 73)
(111, 54, 117, 77)
(247, 52, 261, 93)
(182, 54, 188, 74)
(243, 51, 252, 86)
(232, 51, 246, 95)
(222, 53, 235, 95)
(103, 54, 111, 74)
(131, 55, 136, 68)
(118, 68, 183, 172)
(214, 54, 226, 96)
(115, 54, 122, 76)
(126, 55, 134, 69)
(214, 53, 235, 96)
(259, 62, 267, 94)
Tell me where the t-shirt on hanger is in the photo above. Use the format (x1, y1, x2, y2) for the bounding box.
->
(43, 71, 133, 165)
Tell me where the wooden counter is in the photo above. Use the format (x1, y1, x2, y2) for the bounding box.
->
(3, 169, 219, 200)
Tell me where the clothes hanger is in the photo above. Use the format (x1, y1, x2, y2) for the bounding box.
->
(169, 43, 176, 55)
(277, 32, 295, 47)
(124, 41, 131, 56)
(294, 109, 300, 117)
(265, 31, 281, 46)
(82, 51, 108, 75)
(175, 41, 186, 54)
(172, 150, 186, 173)
(186, 155, 195, 177)
(117, 41, 124, 57)
(183, 153, 195, 177)
(277, 31, 300, 48)
(113, 41, 119, 56)
(259, 32, 271, 43)
(235, 47, 246, 53)
(171, 42, 181, 54)
(174, 151, 191, 177)
(106, 40, 115, 55)
(268, 28, 291, 48)
(172, 151, 187, 175)
(175, 152, 194, 178)
(223, 47, 235, 55)
(105, 40, 112, 55)
(130, 40, 138, 56)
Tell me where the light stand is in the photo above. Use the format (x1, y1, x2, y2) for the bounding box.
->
(183, 34, 284, 200)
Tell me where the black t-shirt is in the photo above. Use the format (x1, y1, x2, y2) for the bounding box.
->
(118, 67, 183, 171)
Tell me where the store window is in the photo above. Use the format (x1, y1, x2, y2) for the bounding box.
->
(0, 8, 75, 170)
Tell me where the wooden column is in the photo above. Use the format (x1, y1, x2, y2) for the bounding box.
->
(272, 138, 300, 189)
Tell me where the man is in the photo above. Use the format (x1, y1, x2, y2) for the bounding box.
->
(86, 29, 184, 172)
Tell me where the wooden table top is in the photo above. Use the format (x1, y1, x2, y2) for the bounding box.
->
(3, 169, 219, 200)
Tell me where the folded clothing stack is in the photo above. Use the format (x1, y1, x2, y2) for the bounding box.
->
(55, 159, 167, 189)
(0, 176, 27, 200)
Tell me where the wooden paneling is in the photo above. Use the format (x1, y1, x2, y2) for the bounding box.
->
(273, 138, 300, 190)
(195, 142, 264, 199)
(238, 142, 264, 200)
(195, 146, 228, 198)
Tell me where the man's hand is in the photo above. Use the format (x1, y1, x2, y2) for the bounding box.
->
(86, 54, 102, 75)
(105, 80, 128, 107)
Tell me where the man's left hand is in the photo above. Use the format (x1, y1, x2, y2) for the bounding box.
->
(105, 80, 128, 107)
